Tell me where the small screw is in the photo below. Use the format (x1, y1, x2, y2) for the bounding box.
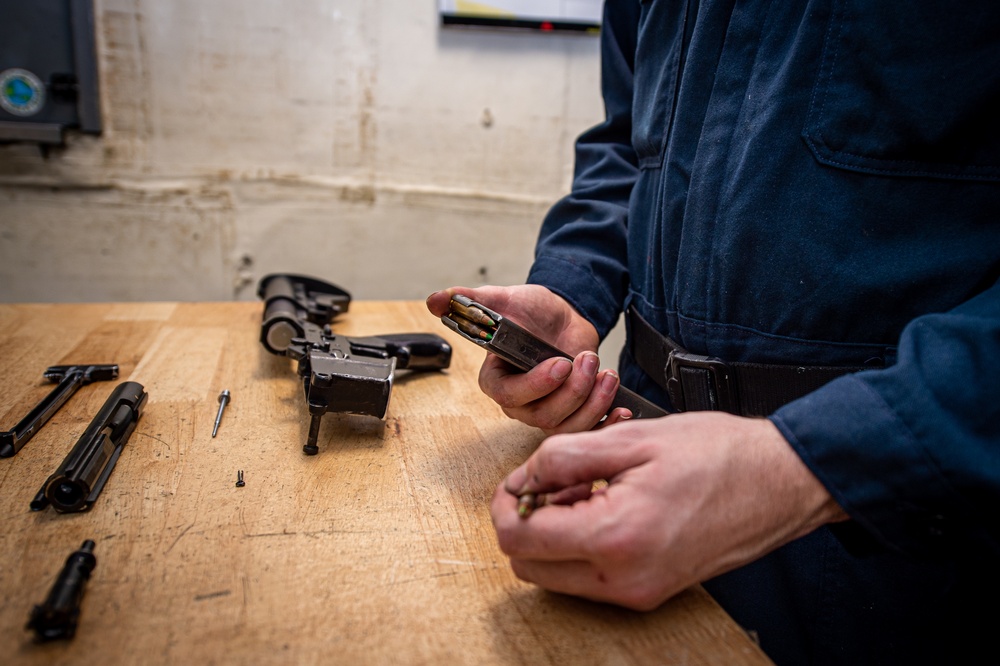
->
(212, 390, 231, 437)
(236, 470, 245, 487)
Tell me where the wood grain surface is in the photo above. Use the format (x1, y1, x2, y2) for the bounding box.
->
(0, 301, 771, 665)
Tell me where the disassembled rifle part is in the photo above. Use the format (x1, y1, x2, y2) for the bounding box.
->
(258, 273, 351, 356)
(0, 364, 119, 458)
(258, 274, 453, 455)
(236, 470, 245, 487)
(212, 389, 231, 437)
(442, 295, 668, 419)
(26, 539, 97, 642)
(31, 381, 147, 514)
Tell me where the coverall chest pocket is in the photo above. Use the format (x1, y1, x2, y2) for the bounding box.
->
(803, 0, 1000, 182)
(632, 0, 689, 168)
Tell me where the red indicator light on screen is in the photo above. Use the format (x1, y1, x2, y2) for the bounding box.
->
(540, 21, 553, 31)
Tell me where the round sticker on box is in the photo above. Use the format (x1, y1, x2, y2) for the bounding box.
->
(0, 68, 46, 117)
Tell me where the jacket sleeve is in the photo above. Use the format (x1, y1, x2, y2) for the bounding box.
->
(771, 274, 1000, 559)
(526, 0, 641, 339)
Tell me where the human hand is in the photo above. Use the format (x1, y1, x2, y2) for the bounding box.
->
(426, 285, 630, 434)
(491, 412, 848, 610)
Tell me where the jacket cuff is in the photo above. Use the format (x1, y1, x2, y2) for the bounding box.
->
(527, 254, 622, 339)
(770, 371, 957, 559)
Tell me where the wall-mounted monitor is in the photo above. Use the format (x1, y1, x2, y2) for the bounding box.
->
(439, 0, 601, 33)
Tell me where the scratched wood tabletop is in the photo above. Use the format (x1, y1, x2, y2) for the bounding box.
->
(0, 301, 771, 665)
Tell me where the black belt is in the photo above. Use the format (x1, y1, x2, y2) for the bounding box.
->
(627, 307, 869, 416)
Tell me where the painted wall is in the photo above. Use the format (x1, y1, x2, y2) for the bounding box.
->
(0, 0, 604, 306)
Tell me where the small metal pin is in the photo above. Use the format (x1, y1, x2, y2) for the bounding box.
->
(212, 390, 231, 437)
(236, 470, 245, 487)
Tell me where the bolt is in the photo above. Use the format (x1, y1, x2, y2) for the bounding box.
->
(212, 390, 231, 437)
(236, 470, 245, 487)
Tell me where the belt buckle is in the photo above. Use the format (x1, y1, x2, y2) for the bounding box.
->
(665, 351, 736, 413)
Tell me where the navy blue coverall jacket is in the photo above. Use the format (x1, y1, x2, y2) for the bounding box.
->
(525, 1, 1000, 663)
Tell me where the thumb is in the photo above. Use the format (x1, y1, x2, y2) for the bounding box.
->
(425, 287, 471, 317)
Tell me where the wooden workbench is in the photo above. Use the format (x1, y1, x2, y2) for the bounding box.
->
(0, 301, 771, 665)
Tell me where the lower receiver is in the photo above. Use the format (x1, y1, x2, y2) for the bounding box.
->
(441, 295, 667, 419)
(287, 332, 452, 455)
(257, 273, 452, 455)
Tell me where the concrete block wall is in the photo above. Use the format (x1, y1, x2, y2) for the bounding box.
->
(0, 1, 629, 364)
(0, 0, 604, 304)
